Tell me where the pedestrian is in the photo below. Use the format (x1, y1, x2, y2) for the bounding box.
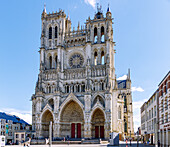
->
(158, 140, 160, 147)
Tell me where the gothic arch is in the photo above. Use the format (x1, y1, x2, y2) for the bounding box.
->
(92, 93, 105, 102)
(59, 93, 84, 119)
(90, 102, 106, 122)
(41, 103, 54, 119)
(59, 94, 84, 138)
(90, 106, 105, 138)
(92, 95, 105, 107)
(41, 109, 54, 138)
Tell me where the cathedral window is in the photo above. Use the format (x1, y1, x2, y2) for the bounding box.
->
(73, 85, 75, 93)
(49, 86, 51, 93)
(49, 27, 52, 39)
(94, 51, 97, 65)
(101, 51, 104, 65)
(101, 26, 104, 42)
(124, 122, 127, 132)
(165, 81, 168, 93)
(118, 106, 121, 119)
(55, 26, 58, 38)
(94, 27, 97, 43)
(78, 85, 80, 92)
(124, 96, 127, 107)
(82, 85, 85, 92)
(67, 86, 69, 93)
(101, 82, 104, 90)
(49, 56, 52, 69)
(55, 55, 58, 68)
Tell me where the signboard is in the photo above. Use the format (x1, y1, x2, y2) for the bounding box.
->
(0, 136, 5, 147)
(6, 125, 9, 134)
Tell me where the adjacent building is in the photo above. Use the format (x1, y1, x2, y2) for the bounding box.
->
(140, 90, 159, 145)
(0, 112, 31, 144)
(158, 71, 170, 147)
(32, 5, 134, 140)
(141, 71, 170, 146)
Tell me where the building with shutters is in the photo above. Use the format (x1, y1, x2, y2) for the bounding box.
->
(31, 5, 134, 140)
(158, 71, 170, 146)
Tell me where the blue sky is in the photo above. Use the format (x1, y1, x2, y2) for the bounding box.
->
(0, 0, 170, 132)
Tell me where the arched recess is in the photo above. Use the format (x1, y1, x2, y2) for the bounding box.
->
(101, 26, 104, 42)
(91, 108, 105, 138)
(94, 27, 97, 43)
(94, 51, 98, 65)
(101, 51, 104, 65)
(49, 26, 52, 39)
(93, 95, 105, 108)
(60, 100, 84, 138)
(49, 56, 52, 69)
(41, 110, 54, 138)
(118, 106, 121, 119)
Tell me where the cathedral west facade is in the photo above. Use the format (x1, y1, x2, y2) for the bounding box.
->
(31, 5, 134, 140)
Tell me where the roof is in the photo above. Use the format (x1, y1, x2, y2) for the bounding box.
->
(0, 112, 29, 125)
(158, 71, 170, 86)
(117, 80, 127, 89)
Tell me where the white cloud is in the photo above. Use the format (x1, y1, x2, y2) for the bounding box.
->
(117, 74, 127, 80)
(0, 108, 32, 124)
(84, 0, 97, 9)
(132, 87, 144, 92)
(132, 99, 147, 132)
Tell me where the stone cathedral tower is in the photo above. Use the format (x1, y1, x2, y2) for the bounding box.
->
(31, 5, 134, 140)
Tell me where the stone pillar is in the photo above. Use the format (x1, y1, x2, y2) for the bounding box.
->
(105, 112, 111, 139)
(84, 112, 91, 138)
(36, 97, 43, 113)
(84, 95, 91, 138)
(105, 94, 111, 111)
(53, 122, 60, 137)
(54, 95, 60, 113)
(84, 95, 91, 112)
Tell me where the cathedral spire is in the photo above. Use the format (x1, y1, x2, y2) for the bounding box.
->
(43, 3, 46, 13)
(107, 3, 110, 12)
(67, 10, 71, 21)
(127, 68, 130, 80)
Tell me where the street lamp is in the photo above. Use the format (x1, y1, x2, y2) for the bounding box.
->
(130, 130, 131, 146)
(137, 128, 139, 147)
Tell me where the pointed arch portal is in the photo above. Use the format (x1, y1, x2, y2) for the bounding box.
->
(91, 108, 105, 138)
(60, 100, 84, 138)
(41, 110, 53, 138)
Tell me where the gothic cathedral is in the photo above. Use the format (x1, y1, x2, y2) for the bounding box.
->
(31, 5, 134, 140)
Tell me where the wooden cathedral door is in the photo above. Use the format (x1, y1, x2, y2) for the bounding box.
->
(95, 126, 99, 138)
(100, 126, 104, 138)
(77, 123, 81, 138)
(71, 123, 75, 138)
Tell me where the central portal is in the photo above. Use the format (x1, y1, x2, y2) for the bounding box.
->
(60, 101, 84, 138)
(71, 123, 81, 138)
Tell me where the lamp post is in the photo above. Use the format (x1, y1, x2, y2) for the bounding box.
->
(137, 128, 139, 147)
(130, 130, 131, 146)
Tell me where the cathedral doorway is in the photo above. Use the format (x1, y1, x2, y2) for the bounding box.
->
(60, 100, 84, 138)
(91, 109, 105, 138)
(41, 110, 53, 138)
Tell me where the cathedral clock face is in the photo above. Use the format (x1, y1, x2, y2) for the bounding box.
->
(69, 53, 84, 68)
